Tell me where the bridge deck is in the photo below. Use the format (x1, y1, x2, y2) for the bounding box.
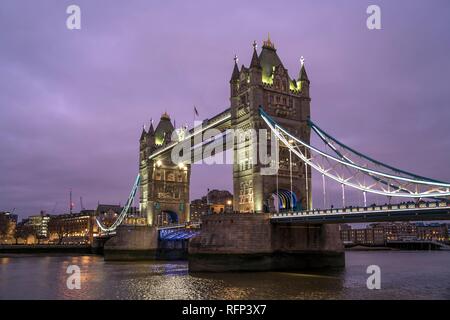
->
(270, 202, 450, 224)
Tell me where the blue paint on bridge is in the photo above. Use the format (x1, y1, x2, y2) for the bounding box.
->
(159, 227, 200, 240)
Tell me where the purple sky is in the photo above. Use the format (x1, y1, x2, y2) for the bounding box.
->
(1, 0, 449, 219)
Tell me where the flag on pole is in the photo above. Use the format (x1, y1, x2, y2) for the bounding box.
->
(194, 106, 199, 117)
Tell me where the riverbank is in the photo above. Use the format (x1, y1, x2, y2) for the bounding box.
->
(0, 244, 93, 254)
(345, 241, 450, 251)
(2, 243, 446, 256)
(345, 245, 394, 251)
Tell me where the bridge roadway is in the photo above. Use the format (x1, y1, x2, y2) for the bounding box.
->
(157, 222, 201, 240)
(270, 201, 450, 224)
(154, 202, 450, 229)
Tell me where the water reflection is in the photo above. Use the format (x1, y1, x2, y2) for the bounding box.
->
(0, 252, 449, 299)
(190, 268, 346, 300)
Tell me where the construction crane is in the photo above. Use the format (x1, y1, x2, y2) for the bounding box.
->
(80, 197, 85, 211)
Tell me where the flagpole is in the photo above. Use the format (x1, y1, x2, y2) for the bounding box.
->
(193, 105, 196, 129)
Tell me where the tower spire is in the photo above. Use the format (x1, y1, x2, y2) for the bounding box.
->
(140, 124, 147, 140)
(298, 56, 309, 83)
(230, 54, 240, 81)
(250, 41, 261, 69)
(148, 118, 154, 135)
(263, 33, 275, 50)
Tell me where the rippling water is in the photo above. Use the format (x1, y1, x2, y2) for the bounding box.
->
(0, 251, 449, 299)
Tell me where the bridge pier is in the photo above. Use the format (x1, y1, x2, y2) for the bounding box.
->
(103, 225, 191, 260)
(104, 225, 159, 261)
(188, 214, 344, 272)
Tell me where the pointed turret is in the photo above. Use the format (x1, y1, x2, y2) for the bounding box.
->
(230, 55, 240, 82)
(248, 40, 262, 87)
(298, 57, 309, 82)
(259, 35, 284, 83)
(140, 126, 147, 141)
(250, 41, 261, 69)
(146, 119, 156, 150)
(299, 66, 309, 84)
(148, 120, 155, 135)
(230, 55, 240, 98)
(155, 112, 174, 146)
(298, 56, 310, 99)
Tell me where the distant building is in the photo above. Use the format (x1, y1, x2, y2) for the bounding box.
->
(27, 211, 51, 238)
(96, 204, 122, 228)
(47, 205, 144, 244)
(8, 204, 145, 246)
(381, 222, 417, 241)
(207, 189, 233, 214)
(340, 224, 385, 245)
(95, 204, 145, 228)
(190, 190, 233, 223)
(415, 222, 448, 242)
(340, 222, 449, 245)
(190, 199, 210, 223)
(48, 210, 98, 245)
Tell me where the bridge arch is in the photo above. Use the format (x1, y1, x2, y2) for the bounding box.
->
(157, 210, 179, 226)
(267, 189, 300, 212)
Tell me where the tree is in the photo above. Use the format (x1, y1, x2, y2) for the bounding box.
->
(48, 217, 66, 244)
(15, 223, 36, 244)
(0, 215, 16, 244)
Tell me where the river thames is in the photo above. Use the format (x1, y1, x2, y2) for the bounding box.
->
(0, 251, 449, 300)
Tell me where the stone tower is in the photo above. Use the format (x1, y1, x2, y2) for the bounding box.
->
(139, 113, 191, 226)
(230, 37, 312, 213)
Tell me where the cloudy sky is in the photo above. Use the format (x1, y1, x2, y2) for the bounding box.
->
(1, 0, 449, 219)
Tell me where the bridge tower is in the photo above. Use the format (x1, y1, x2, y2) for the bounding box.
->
(230, 37, 312, 213)
(139, 113, 191, 226)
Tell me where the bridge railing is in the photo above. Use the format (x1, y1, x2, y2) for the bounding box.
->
(271, 200, 449, 217)
(156, 221, 201, 230)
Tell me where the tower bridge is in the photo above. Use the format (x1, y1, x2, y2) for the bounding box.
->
(101, 37, 450, 271)
(134, 36, 312, 228)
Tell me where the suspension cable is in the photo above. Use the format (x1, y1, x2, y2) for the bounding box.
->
(96, 174, 141, 233)
(259, 107, 450, 198)
(342, 183, 345, 208)
(276, 134, 279, 213)
(289, 148, 293, 211)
